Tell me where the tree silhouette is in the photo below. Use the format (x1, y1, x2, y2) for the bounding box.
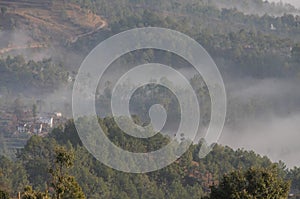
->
(49, 147, 85, 199)
(210, 167, 291, 199)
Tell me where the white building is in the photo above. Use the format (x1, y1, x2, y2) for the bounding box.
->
(38, 117, 53, 128)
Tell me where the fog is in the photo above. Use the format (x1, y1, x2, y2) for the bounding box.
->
(1, 6, 300, 168)
(212, 0, 300, 16)
(220, 114, 300, 168)
(93, 61, 300, 168)
(270, 0, 300, 8)
(219, 77, 300, 168)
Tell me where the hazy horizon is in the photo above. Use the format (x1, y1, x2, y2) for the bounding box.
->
(270, 0, 300, 8)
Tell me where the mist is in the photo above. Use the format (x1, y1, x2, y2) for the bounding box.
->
(220, 114, 300, 168)
(1, 8, 300, 169)
(270, 0, 300, 8)
(0, 30, 48, 61)
(219, 77, 300, 168)
(0, 30, 81, 120)
(211, 0, 300, 16)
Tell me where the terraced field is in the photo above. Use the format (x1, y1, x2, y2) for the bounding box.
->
(0, 0, 107, 54)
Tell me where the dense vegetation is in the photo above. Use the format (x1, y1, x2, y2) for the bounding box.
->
(1, 0, 300, 94)
(0, 0, 300, 198)
(0, 55, 69, 95)
(71, 0, 300, 80)
(210, 167, 291, 199)
(0, 118, 299, 198)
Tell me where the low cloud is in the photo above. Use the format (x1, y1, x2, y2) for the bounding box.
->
(219, 77, 300, 168)
(220, 113, 300, 168)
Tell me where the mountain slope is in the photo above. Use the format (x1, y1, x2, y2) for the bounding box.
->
(0, 0, 107, 55)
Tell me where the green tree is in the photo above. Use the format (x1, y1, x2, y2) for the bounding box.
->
(13, 97, 24, 121)
(0, 189, 9, 199)
(22, 186, 37, 199)
(21, 185, 48, 199)
(0, 7, 7, 16)
(32, 104, 37, 123)
(291, 45, 300, 62)
(0, 156, 29, 196)
(18, 136, 56, 189)
(49, 147, 85, 199)
(210, 167, 291, 199)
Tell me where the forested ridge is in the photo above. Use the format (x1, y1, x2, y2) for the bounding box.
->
(0, 118, 298, 198)
(0, 56, 69, 94)
(0, 0, 300, 198)
(72, 0, 300, 81)
(1, 0, 300, 95)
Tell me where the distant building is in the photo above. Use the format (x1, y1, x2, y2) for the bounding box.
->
(38, 117, 53, 128)
(270, 24, 277, 30)
(17, 123, 28, 133)
(54, 112, 62, 117)
(33, 123, 43, 134)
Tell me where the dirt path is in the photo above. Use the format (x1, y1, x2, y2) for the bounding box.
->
(69, 18, 108, 43)
(15, 11, 74, 37)
(0, 16, 107, 54)
(0, 1, 108, 54)
(0, 43, 48, 54)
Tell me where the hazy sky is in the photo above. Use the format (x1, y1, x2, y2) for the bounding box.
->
(270, 0, 300, 8)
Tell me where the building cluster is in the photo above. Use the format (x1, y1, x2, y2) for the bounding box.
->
(0, 108, 65, 137)
(16, 112, 64, 136)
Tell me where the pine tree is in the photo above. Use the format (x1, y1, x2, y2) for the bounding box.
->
(49, 147, 85, 199)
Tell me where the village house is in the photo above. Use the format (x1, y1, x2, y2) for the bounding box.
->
(17, 123, 29, 133)
(38, 116, 53, 128)
(32, 123, 43, 134)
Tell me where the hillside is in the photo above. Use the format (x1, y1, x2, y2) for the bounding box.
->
(0, 0, 107, 55)
(0, 1, 299, 198)
(0, 118, 299, 198)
